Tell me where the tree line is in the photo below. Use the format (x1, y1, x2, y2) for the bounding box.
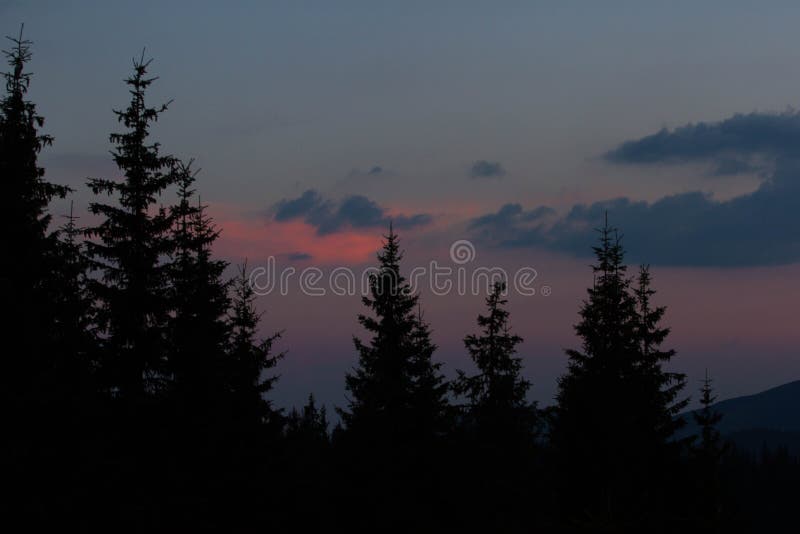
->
(1, 32, 796, 533)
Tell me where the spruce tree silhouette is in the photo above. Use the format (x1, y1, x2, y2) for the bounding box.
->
(29, 202, 104, 529)
(157, 161, 239, 529)
(286, 393, 330, 445)
(212, 263, 286, 531)
(284, 394, 332, 531)
(0, 28, 79, 530)
(227, 262, 284, 433)
(691, 370, 727, 529)
(692, 371, 725, 464)
(0, 26, 70, 412)
(166, 160, 232, 425)
(551, 217, 687, 532)
(49, 202, 97, 403)
(339, 225, 449, 531)
(453, 280, 537, 442)
(86, 53, 178, 402)
(634, 264, 689, 447)
(409, 306, 451, 442)
(452, 280, 539, 532)
(78, 53, 184, 531)
(341, 225, 446, 443)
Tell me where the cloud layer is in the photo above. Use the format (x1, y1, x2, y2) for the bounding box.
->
(271, 189, 432, 235)
(471, 111, 800, 267)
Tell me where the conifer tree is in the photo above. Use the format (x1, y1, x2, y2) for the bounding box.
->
(47, 202, 97, 402)
(453, 281, 537, 442)
(691, 370, 727, 528)
(692, 371, 725, 463)
(339, 227, 449, 531)
(227, 263, 284, 431)
(409, 308, 451, 440)
(166, 161, 231, 422)
(85, 54, 177, 400)
(551, 217, 686, 529)
(0, 30, 92, 529)
(284, 393, 332, 531)
(0, 27, 69, 408)
(448, 281, 539, 532)
(286, 394, 329, 445)
(635, 265, 689, 444)
(0, 26, 69, 281)
(341, 226, 447, 443)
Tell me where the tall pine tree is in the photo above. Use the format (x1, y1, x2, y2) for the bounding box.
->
(453, 281, 537, 443)
(48, 202, 97, 404)
(86, 54, 177, 401)
(635, 264, 689, 447)
(451, 281, 540, 532)
(551, 217, 686, 530)
(166, 160, 231, 424)
(409, 307, 451, 441)
(0, 27, 69, 410)
(227, 263, 284, 432)
(0, 29, 90, 530)
(341, 226, 448, 444)
(339, 227, 449, 531)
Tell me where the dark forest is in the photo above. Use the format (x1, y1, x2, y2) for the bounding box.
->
(2, 29, 798, 533)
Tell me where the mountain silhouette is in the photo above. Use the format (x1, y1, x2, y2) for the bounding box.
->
(682, 379, 800, 455)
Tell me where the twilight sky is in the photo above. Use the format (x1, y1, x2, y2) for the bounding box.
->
(5, 1, 800, 412)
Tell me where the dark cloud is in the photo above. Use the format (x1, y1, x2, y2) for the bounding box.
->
(345, 165, 392, 181)
(469, 203, 555, 246)
(271, 189, 432, 235)
(469, 160, 507, 179)
(471, 112, 800, 267)
(273, 190, 326, 222)
(286, 252, 313, 261)
(605, 110, 800, 176)
(470, 180, 799, 266)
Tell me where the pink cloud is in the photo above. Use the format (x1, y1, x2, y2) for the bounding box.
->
(215, 217, 384, 265)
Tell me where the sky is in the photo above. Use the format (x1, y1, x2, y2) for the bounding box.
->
(4, 1, 800, 413)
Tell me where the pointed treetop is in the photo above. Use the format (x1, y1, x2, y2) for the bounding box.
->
(4, 24, 31, 78)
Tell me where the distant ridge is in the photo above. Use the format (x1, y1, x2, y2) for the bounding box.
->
(680, 379, 800, 455)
